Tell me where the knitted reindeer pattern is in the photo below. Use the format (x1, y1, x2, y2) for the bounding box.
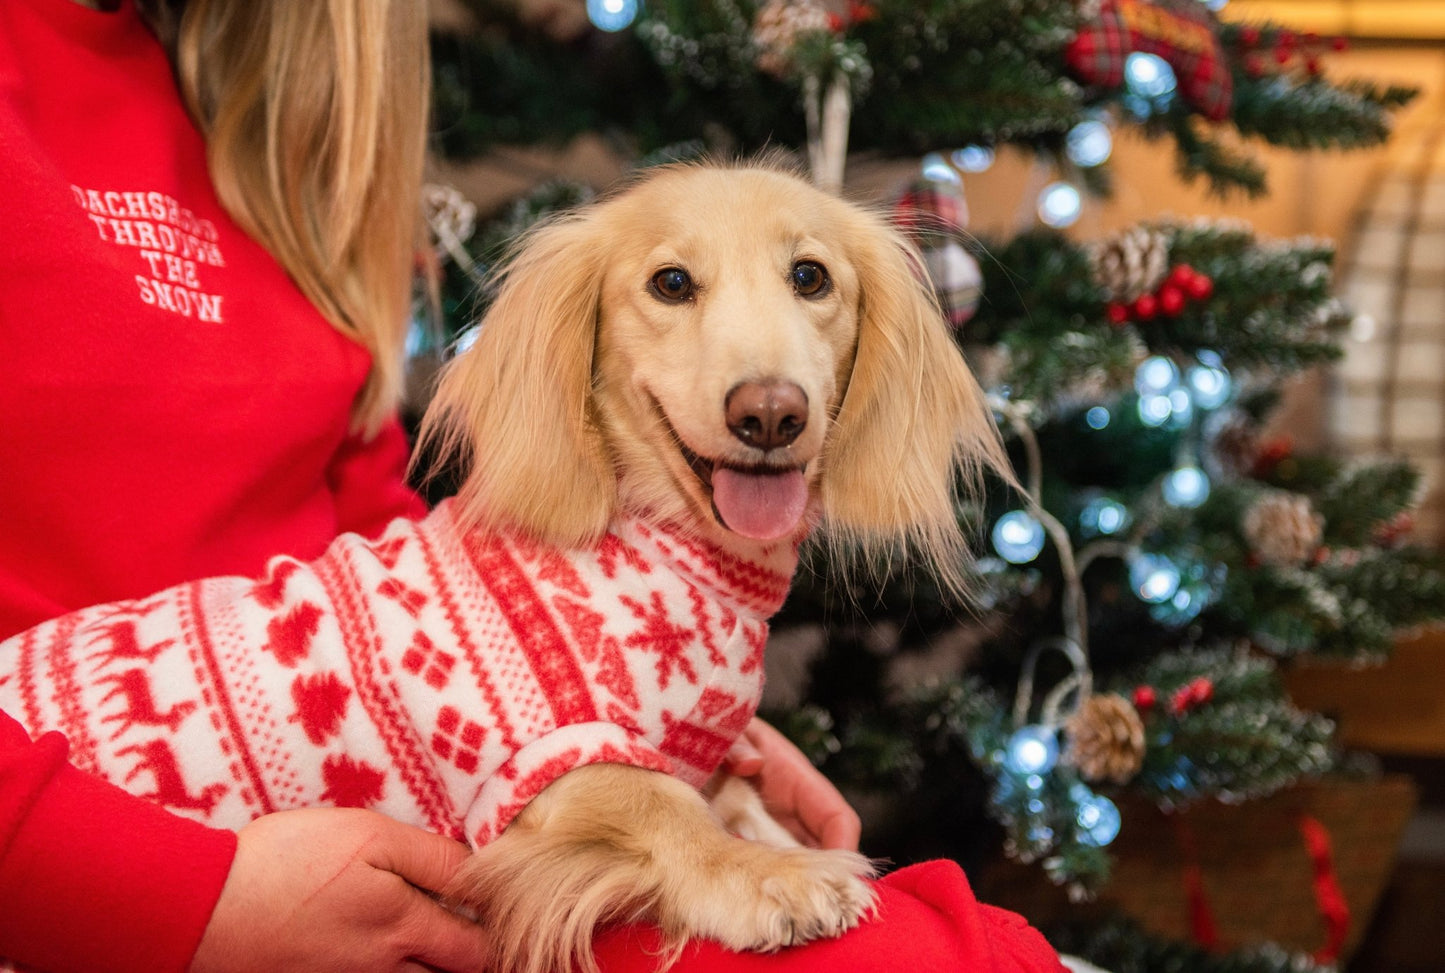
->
(0, 501, 792, 846)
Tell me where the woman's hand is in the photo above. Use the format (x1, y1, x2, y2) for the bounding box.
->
(191, 807, 485, 972)
(722, 717, 862, 852)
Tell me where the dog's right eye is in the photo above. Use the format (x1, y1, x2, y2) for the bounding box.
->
(791, 260, 831, 298)
(650, 267, 694, 302)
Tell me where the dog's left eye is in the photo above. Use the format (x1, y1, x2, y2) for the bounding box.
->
(650, 267, 695, 302)
(791, 261, 830, 298)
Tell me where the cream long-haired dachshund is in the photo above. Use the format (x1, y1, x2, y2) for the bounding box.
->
(1, 160, 1007, 973)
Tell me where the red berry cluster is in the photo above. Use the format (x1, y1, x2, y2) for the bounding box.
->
(1170, 677, 1215, 715)
(1249, 435, 1294, 479)
(1236, 27, 1348, 79)
(1132, 677, 1215, 717)
(826, 1, 877, 32)
(1106, 263, 1214, 327)
(1373, 511, 1415, 548)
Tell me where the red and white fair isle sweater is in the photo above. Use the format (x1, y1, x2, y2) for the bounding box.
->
(0, 501, 793, 848)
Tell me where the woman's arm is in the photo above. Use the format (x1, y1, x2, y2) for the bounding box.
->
(1, 712, 487, 973)
(0, 711, 234, 973)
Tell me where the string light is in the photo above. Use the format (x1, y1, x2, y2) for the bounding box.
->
(1163, 465, 1211, 508)
(1124, 53, 1177, 98)
(1186, 352, 1233, 409)
(1037, 182, 1082, 228)
(586, 0, 638, 32)
(1066, 119, 1113, 168)
(453, 326, 481, 354)
(1074, 791, 1121, 847)
(1153, 582, 1209, 625)
(1135, 355, 1180, 395)
(1135, 356, 1184, 427)
(1131, 553, 1181, 604)
(952, 145, 995, 172)
(1167, 388, 1194, 428)
(992, 510, 1047, 564)
(1080, 496, 1129, 537)
(1004, 725, 1060, 776)
(1122, 53, 1177, 118)
(1138, 394, 1173, 427)
(921, 152, 960, 184)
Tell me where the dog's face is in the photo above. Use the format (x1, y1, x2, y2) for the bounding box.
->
(589, 167, 864, 543)
(421, 161, 1008, 593)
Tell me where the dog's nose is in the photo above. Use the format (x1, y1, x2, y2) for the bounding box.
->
(725, 380, 808, 450)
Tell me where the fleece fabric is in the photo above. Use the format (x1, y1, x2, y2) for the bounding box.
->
(0, 501, 788, 849)
(0, 0, 421, 969)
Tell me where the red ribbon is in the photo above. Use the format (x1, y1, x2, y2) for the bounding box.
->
(1298, 814, 1352, 964)
(1172, 815, 1219, 949)
(1170, 810, 1351, 960)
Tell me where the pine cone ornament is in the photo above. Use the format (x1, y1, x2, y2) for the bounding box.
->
(422, 183, 478, 253)
(752, 0, 832, 77)
(1243, 491, 1324, 567)
(1090, 226, 1170, 303)
(1063, 692, 1146, 785)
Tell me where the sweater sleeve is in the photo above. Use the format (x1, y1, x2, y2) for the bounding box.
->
(0, 710, 237, 973)
(466, 721, 677, 847)
(326, 414, 428, 540)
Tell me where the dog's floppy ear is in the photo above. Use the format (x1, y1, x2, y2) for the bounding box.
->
(416, 213, 616, 547)
(820, 209, 1013, 596)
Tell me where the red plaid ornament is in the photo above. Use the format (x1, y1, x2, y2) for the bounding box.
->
(892, 179, 968, 247)
(892, 179, 983, 327)
(1066, 0, 1233, 121)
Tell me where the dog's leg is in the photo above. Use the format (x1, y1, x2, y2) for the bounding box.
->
(450, 763, 876, 973)
(704, 771, 802, 848)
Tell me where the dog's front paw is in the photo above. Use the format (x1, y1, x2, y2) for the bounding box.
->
(665, 844, 877, 952)
(748, 846, 878, 949)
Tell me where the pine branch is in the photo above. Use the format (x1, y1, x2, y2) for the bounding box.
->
(1230, 74, 1395, 151)
(1161, 109, 1269, 198)
(967, 221, 1346, 404)
(429, 0, 1416, 207)
(1314, 547, 1445, 658)
(1125, 648, 1336, 807)
(1313, 460, 1420, 545)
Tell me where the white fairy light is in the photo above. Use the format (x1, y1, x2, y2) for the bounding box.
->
(1038, 182, 1082, 228)
(587, 0, 638, 32)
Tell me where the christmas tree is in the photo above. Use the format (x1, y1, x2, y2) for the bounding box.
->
(418, 1, 1442, 967)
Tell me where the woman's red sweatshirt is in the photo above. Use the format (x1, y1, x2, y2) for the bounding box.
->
(0, 1, 422, 969)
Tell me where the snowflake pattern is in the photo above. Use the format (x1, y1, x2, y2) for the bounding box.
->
(620, 590, 698, 689)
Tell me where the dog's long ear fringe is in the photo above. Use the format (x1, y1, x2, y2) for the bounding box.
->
(819, 210, 1015, 601)
(415, 214, 616, 546)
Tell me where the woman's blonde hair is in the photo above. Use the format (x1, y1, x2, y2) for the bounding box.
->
(139, 0, 430, 433)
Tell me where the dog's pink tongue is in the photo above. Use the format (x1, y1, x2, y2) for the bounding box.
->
(711, 468, 808, 540)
